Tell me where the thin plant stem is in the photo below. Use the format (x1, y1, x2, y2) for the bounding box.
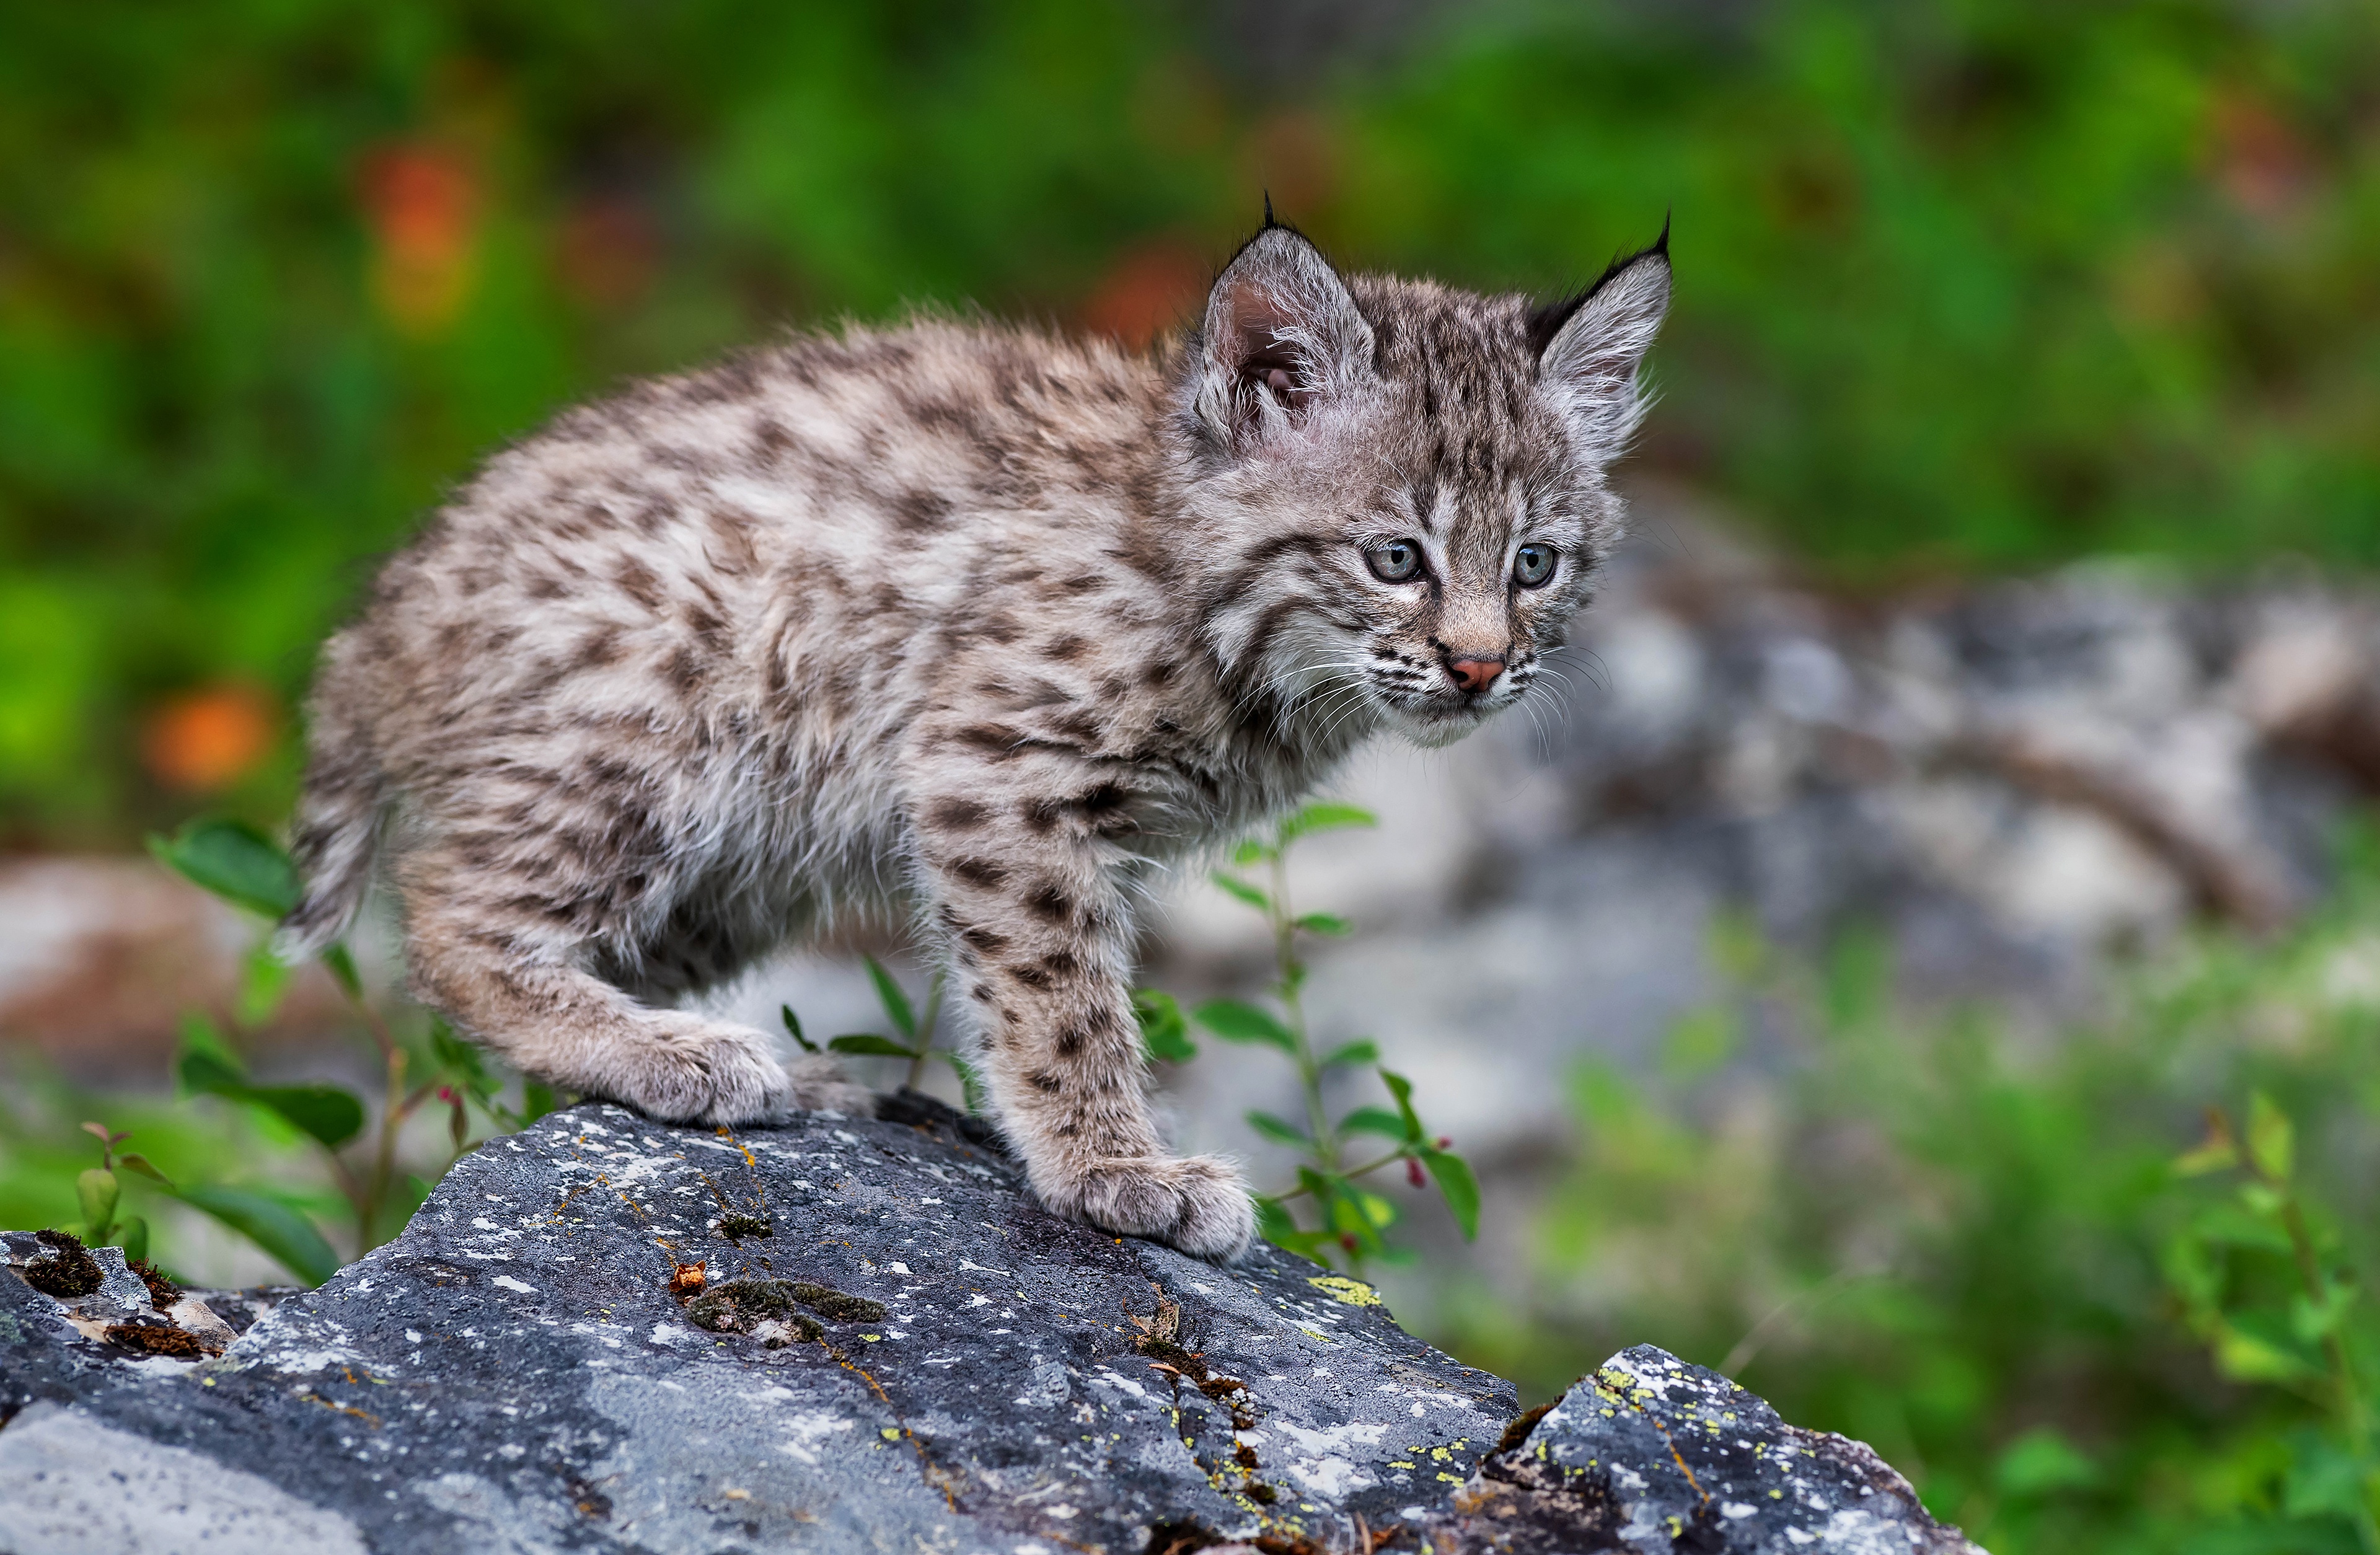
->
(2268, 1174, 2379, 1553)
(2234, 1139, 2380, 1553)
(904, 971, 947, 1093)
(1269, 1149, 1409, 1202)
(1271, 849, 1336, 1170)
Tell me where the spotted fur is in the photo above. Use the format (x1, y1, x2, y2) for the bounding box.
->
(280, 219, 1670, 1261)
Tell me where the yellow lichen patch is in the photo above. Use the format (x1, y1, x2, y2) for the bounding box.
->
(1306, 1275, 1383, 1308)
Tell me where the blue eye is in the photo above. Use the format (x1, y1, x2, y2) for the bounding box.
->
(1514, 544, 1556, 587)
(1367, 540, 1423, 583)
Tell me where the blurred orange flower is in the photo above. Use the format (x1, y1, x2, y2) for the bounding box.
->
(555, 195, 660, 311)
(2209, 91, 2316, 219)
(1080, 239, 1208, 350)
(359, 143, 480, 333)
(140, 684, 276, 791)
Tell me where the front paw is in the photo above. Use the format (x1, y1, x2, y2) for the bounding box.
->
(1044, 1155, 1256, 1263)
(631, 1016, 793, 1126)
(783, 1051, 878, 1119)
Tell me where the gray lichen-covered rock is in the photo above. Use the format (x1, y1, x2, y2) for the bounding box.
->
(1440, 1347, 1981, 1554)
(0, 1100, 1977, 1554)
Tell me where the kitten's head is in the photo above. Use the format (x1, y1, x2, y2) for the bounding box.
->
(1173, 215, 1669, 749)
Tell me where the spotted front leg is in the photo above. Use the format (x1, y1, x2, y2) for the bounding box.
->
(910, 777, 1253, 1262)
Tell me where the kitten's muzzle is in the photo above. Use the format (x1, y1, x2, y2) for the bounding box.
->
(1447, 655, 1505, 695)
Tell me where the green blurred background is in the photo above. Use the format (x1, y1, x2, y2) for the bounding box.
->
(6, 0, 2379, 842)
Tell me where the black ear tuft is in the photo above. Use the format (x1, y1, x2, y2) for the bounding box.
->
(1528, 221, 1673, 359)
(1262, 190, 1279, 229)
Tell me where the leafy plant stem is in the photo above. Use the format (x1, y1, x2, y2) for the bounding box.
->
(1271, 849, 1338, 1172)
(1269, 1149, 1408, 1202)
(2260, 1159, 2379, 1551)
(904, 971, 948, 1093)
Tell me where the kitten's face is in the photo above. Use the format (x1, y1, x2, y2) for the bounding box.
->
(1178, 222, 1670, 750)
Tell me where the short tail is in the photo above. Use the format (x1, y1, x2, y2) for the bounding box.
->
(274, 656, 387, 963)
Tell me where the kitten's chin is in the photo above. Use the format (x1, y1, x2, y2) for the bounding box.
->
(1383, 702, 1495, 749)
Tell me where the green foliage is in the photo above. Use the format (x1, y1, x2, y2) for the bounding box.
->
(115, 816, 553, 1280)
(1429, 842, 2380, 1554)
(174, 1184, 343, 1288)
(810, 956, 980, 1107)
(1132, 989, 1197, 1065)
(1145, 802, 1476, 1269)
(9, 1, 2380, 836)
(177, 1024, 366, 1149)
(146, 819, 300, 918)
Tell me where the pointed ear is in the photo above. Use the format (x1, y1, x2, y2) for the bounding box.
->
(1188, 221, 1375, 451)
(1530, 231, 1672, 464)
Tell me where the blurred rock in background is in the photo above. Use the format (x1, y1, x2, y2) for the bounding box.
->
(17, 483, 2380, 1130)
(714, 487, 2380, 1274)
(12, 473, 2380, 1316)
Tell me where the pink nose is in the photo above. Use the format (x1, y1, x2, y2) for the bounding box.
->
(1449, 657, 1504, 694)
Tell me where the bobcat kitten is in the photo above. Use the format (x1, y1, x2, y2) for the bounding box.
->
(280, 217, 1670, 1261)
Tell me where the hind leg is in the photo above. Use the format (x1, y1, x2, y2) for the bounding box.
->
(399, 852, 871, 1124)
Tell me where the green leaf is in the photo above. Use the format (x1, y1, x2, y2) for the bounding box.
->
(1337, 1106, 1411, 1142)
(430, 1020, 496, 1099)
(781, 1005, 819, 1054)
(177, 1021, 364, 1148)
(864, 957, 917, 1039)
(245, 1085, 368, 1150)
(1210, 873, 1272, 912)
(177, 1041, 250, 1100)
(1294, 912, 1352, 937)
(2188, 1200, 2293, 1253)
(1190, 999, 1297, 1052)
(116, 1154, 173, 1188)
(1133, 989, 1197, 1064)
(1277, 802, 1377, 846)
(319, 943, 364, 1002)
(1254, 1195, 1303, 1244)
(1993, 1427, 2099, 1497)
(828, 1033, 920, 1058)
(1230, 839, 1273, 868)
(2210, 1318, 2322, 1384)
(2246, 1091, 2293, 1181)
(236, 941, 294, 1026)
(147, 817, 299, 919)
(1320, 1039, 1380, 1069)
(1245, 1110, 1313, 1148)
(519, 1082, 557, 1125)
(1255, 1196, 1334, 1261)
(118, 1216, 148, 1267)
(77, 1168, 119, 1241)
(1380, 1068, 1424, 1140)
(2291, 1279, 2358, 1344)
(2281, 1437, 2369, 1520)
(173, 1185, 340, 1285)
(1659, 1006, 1737, 1080)
(940, 1051, 989, 1114)
(1419, 1147, 1481, 1239)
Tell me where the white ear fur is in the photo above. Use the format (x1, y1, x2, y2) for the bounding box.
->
(1536, 247, 1672, 466)
(1190, 224, 1375, 451)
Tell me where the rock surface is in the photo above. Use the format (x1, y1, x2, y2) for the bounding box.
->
(0, 1098, 1973, 1554)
